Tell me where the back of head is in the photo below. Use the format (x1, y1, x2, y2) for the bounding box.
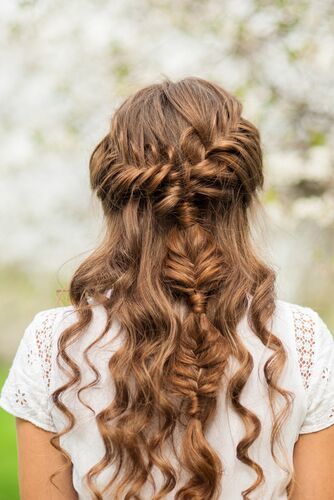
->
(88, 76, 265, 310)
(54, 77, 293, 499)
(90, 76, 263, 217)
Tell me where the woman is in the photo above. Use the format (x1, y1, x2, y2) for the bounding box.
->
(0, 77, 333, 499)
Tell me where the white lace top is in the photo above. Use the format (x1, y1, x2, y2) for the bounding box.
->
(1, 298, 334, 499)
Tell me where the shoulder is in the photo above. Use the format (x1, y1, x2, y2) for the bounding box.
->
(23, 305, 78, 349)
(276, 298, 334, 390)
(275, 298, 317, 321)
(0, 305, 77, 432)
(275, 298, 332, 346)
(275, 298, 333, 345)
(270, 298, 318, 350)
(32, 304, 77, 326)
(19, 306, 77, 386)
(21, 306, 79, 385)
(274, 298, 323, 346)
(28, 305, 79, 335)
(272, 299, 334, 434)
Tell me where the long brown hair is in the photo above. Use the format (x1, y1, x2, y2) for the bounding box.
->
(50, 76, 295, 499)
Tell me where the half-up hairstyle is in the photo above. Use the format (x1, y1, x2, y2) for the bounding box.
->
(50, 77, 295, 499)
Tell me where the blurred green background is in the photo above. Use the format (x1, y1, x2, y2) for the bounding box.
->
(0, 366, 19, 500)
(1, 0, 334, 497)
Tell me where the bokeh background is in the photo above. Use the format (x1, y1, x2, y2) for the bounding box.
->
(1, 0, 333, 497)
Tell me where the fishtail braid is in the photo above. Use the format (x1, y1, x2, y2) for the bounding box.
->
(162, 187, 229, 498)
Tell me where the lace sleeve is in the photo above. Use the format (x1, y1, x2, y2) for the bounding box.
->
(0, 309, 60, 432)
(292, 305, 334, 434)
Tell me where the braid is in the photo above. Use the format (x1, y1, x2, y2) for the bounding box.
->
(163, 197, 229, 499)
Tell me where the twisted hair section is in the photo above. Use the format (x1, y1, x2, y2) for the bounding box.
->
(50, 77, 295, 499)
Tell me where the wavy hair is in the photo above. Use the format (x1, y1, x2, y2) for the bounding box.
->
(50, 77, 295, 499)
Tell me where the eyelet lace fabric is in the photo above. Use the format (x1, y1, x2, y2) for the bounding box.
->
(34, 310, 59, 390)
(292, 306, 316, 391)
(0, 309, 60, 432)
(291, 304, 334, 433)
